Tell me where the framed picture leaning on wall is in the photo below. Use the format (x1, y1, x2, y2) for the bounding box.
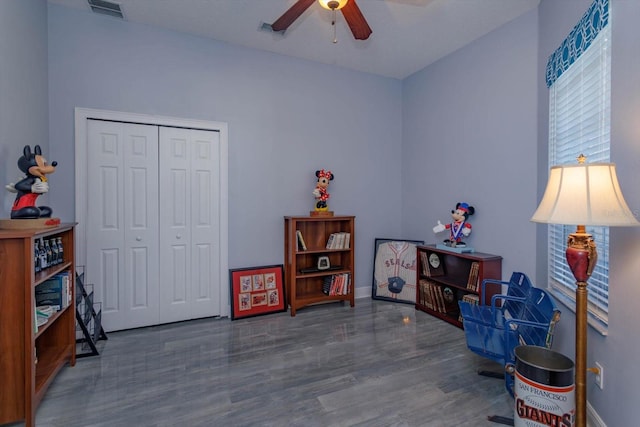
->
(229, 265, 286, 320)
(372, 238, 423, 304)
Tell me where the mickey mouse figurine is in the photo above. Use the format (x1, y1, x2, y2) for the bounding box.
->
(433, 202, 475, 248)
(312, 169, 334, 212)
(6, 145, 57, 219)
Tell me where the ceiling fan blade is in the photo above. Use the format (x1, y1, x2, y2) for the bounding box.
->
(271, 0, 316, 32)
(341, 0, 372, 40)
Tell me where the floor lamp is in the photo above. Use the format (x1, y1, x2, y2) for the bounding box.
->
(531, 155, 640, 427)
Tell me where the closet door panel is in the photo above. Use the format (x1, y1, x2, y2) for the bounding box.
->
(159, 127, 193, 322)
(88, 125, 124, 317)
(87, 120, 159, 331)
(190, 130, 220, 310)
(169, 244, 188, 302)
(99, 249, 120, 313)
(125, 134, 159, 314)
(194, 243, 212, 300)
(159, 127, 220, 321)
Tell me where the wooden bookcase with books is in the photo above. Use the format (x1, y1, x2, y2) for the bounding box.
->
(284, 215, 355, 316)
(0, 224, 76, 427)
(415, 244, 501, 329)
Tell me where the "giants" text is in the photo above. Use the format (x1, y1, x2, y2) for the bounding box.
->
(515, 398, 573, 427)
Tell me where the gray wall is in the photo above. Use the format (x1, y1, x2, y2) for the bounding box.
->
(402, 10, 539, 278)
(537, 1, 640, 426)
(47, 4, 403, 291)
(0, 0, 49, 214)
(3, 0, 639, 424)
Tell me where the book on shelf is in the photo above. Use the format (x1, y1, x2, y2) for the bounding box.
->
(325, 232, 351, 249)
(458, 293, 480, 322)
(37, 305, 55, 317)
(343, 232, 350, 249)
(431, 282, 441, 312)
(322, 273, 351, 296)
(420, 251, 430, 276)
(419, 280, 461, 314)
(419, 251, 445, 277)
(418, 279, 426, 306)
(330, 275, 340, 295)
(35, 271, 71, 312)
(326, 233, 336, 249)
(462, 293, 480, 304)
(419, 279, 442, 312)
(435, 285, 445, 313)
(296, 230, 307, 251)
(35, 314, 48, 332)
(424, 279, 433, 310)
(422, 280, 433, 311)
(466, 261, 480, 291)
(34, 305, 56, 332)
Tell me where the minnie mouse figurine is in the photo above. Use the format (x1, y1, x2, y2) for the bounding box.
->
(6, 145, 57, 219)
(312, 169, 334, 212)
(433, 202, 475, 248)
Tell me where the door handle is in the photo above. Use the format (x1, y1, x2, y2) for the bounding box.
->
(136, 236, 142, 241)
(176, 234, 182, 239)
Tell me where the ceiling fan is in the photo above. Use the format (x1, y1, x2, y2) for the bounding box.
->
(269, 0, 373, 41)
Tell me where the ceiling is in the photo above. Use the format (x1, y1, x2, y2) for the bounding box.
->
(47, 0, 540, 79)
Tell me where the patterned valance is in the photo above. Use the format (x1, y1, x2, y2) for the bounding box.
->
(545, 0, 609, 87)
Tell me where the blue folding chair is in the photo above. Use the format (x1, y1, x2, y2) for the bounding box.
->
(459, 278, 561, 398)
(463, 272, 533, 328)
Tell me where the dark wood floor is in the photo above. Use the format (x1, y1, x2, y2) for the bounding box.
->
(31, 299, 513, 426)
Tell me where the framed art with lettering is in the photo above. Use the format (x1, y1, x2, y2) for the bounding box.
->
(372, 238, 424, 304)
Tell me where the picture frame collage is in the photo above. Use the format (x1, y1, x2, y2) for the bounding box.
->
(229, 264, 286, 320)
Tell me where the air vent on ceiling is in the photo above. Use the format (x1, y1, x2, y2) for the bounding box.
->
(87, 0, 124, 19)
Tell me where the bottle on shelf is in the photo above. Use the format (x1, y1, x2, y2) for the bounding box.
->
(57, 237, 64, 264)
(51, 238, 59, 265)
(45, 239, 53, 267)
(35, 244, 41, 273)
(38, 239, 48, 270)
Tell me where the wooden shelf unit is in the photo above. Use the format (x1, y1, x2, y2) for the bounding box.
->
(0, 224, 76, 427)
(284, 215, 355, 316)
(415, 244, 501, 328)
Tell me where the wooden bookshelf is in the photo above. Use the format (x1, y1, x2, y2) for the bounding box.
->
(284, 216, 355, 316)
(415, 244, 501, 328)
(0, 224, 76, 427)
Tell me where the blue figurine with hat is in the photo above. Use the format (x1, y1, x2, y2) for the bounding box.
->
(433, 202, 475, 248)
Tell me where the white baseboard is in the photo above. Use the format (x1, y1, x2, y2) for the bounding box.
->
(588, 401, 607, 427)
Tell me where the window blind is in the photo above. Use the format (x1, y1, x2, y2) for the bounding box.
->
(547, 20, 611, 324)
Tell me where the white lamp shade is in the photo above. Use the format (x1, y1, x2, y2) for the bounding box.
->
(318, 0, 348, 10)
(531, 163, 639, 226)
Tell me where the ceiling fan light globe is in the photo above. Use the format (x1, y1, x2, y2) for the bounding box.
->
(318, 0, 348, 11)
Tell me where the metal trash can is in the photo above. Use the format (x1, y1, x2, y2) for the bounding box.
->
(514, 345, 575, 427)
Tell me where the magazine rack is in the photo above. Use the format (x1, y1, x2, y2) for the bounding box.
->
(75, 269, 107, 357)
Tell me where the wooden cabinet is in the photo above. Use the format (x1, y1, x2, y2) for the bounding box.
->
(0, 224, 76, 427)
(415, 244, 501, 328)
(284, 216, 355, 316)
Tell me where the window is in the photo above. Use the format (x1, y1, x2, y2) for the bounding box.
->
(546, 0, 610, 328)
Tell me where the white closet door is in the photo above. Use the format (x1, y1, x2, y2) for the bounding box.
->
(159, 127, 221, 322)
(86, 120, 160, 331)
